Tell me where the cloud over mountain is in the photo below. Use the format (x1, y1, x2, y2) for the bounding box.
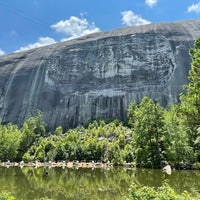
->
(51, 16, 100, 41)
(15, 37, 56, 52)
(188, 3, 200, 14)
(0, 49, 5, 56)
(121, 11, 151, 26)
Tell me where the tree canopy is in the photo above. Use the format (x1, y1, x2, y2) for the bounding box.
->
(0, 37, 200, 169)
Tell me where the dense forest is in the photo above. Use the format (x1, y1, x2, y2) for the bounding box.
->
(0, 37, 200, 169)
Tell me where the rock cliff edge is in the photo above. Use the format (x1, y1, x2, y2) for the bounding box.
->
(0, 19, 200, 130)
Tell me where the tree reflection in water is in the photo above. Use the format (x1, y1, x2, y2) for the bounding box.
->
(0, 167, 199, 200)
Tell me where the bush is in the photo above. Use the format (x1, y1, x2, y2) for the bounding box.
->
(0, 192, 16, 200)
(126, 183, 195, 200)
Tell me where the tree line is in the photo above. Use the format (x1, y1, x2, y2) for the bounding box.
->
(0, 37, 200, 169)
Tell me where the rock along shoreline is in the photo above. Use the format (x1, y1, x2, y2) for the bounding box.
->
(0, 161, 135, 169)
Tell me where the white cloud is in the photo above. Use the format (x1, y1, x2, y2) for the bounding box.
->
(13, 16, 100, 53)
(145, 0, 157, 7)
(188, 2, 200, 14)
(51, 16, 100, 41)
(15, 37, 56, 52)
(0, 49, 5, 56)
(121, 11, 151, 26)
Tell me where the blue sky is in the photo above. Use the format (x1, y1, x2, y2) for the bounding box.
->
(0, 0, 200, 55)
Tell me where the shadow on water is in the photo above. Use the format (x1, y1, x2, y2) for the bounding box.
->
(0, 167, 199, 200)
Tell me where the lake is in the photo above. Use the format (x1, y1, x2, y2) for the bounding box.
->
(0, 166, 200, 200)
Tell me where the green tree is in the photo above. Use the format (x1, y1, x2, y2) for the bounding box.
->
(17, 112, 46, 160)
(17, 122, 36, 160)
(0, 122, 22, 161)
(180, 37, 200, 161)
(163, 105, 192, 165)
(55, 126, 63, 136)
(133, 96, 164, 168)
(24, 112, 46, 137)
(127, 100, 138, 128)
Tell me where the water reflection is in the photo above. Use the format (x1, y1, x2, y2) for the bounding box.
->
(0, 167, 199, 200)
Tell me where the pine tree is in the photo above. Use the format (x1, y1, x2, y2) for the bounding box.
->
(180, 37, 200, 161)
(133, 96, 164, 168)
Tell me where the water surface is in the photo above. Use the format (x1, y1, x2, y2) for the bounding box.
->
(0, 167, 199, 200)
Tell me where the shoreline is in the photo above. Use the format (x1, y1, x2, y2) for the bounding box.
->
(1, 161, 199, 171)
(0, 161, 135, 169)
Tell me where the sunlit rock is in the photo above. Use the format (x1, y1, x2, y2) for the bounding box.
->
(0, 19, 200, 130)
(163, 164, 172, 175)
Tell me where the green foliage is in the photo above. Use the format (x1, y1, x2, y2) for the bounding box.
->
(0, 191, 53, 200)
(0, 122, 22, 161)
(127, 100, 138, 128)
(180, 36, 200, 161)
(0, 112, 47, 162)
(162, 105, 193, 165)
(55, 126, 63, 136)
(23, 112, 46, 137)
(126, 183, 195, 200)
(23, 120, 134, 164)
(0, 192, 16, 200)
(133, 97, 164, 168)
(0, 37, 200, 168)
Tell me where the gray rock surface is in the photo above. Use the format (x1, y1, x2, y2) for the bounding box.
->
(0, 19, 200, 130)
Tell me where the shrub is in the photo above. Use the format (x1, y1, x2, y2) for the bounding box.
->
(0, 192, 16, 200)
(126, 183, 195, 200)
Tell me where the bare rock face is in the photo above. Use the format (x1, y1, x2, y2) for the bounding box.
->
(0, 19, 200, 130)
